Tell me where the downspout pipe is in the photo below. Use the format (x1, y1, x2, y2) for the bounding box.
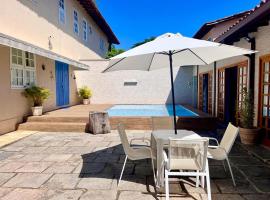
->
(245, 37, 256, 97)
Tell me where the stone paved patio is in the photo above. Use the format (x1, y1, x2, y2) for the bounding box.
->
(0, 131, 269, 200)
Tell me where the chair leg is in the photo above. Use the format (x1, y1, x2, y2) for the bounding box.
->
(206, 160, 212, 200)
(151, 157, 156, 186)
(196, 170, 199, 188)
(200, 175, 205, 188)
(165, 169, 169, 200)
(118, 155, 128, 186)
(222, 160, 227, 172)
(226, 157, 236, 187)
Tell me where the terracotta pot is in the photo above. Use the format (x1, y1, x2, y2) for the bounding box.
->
(239, 127, 260, 145)
(31, 106, 43, 116)
(83, 99, 90, 105)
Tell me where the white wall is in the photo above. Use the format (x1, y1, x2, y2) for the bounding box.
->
(76, 60, 195, 105)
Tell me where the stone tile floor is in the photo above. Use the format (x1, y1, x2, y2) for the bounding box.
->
(0, 130, 269, 200)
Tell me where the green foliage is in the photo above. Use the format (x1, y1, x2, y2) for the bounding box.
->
(78, 86, 92, 99)
(106, 45, 125, 58)
(239, 88, 254, 128)
(23, 86, 50, 107)
(131, 36, 156, 48)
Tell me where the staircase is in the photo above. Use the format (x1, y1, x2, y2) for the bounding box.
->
(18, 116, 153, 132)
(18, 116, 89, 132)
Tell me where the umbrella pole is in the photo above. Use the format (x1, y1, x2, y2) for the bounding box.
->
(169, 51, 177, 135)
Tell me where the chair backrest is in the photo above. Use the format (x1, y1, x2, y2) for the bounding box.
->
(117, 123, 134, 157)
(168, 138, 208, 171)
(152, 117, 174, 131)
(220, 123, 239, 153)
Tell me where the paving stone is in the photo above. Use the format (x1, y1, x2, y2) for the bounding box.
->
(0, 173, 16, 186)
(0, 162, 25, 172)
(1, 146, 25, 152)
(211, 194, 245, 200)
(160, 193, 203, 200)
(80, 190, 117, 200)
(45, 147, 69, 154)
(43, 162, 78, 173)
(42, 154, 73, 162)
(214, 179, 257, 194)
(230, 156, 265, 166)
(3, 173, 52, 188)
(15, 162, 53, 173)
(243, 145, 270, 160)
(22, 147, 48, 154)
(80, 153, 98, 162)
(94, 153, 120, 163)
(4, 154, 25, 161)
(18, 154, 48, 162)
(134, 164, 154, 176)
(1, 188, 46, 200)
(180, 178, 219, 194)
(73, 162, 105, 174)
(250, 178, 270, 193)
(242, 194, 270, 200)
(0, 187, 13, 198)
(43, 174, 81, 189)
(65, 146, 94, 154)
(0, 152, 14, 161)
(209, 165, 244, 180)
(103, 162, 134, 176)
(118, 191, 157, 200)
(238, 165, 270, 178)
(44, 189, 83, 200)
(117, 175, 147, 192)
(77, 175, 115, 190)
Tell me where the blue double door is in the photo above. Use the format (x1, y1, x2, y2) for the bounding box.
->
(55, 61, 70, 107)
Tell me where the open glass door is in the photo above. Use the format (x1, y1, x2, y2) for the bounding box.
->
(259, 55, 270, 147)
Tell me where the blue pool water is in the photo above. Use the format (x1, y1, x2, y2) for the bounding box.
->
(107, 105, 198, 117)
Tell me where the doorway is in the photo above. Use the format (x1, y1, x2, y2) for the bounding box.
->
(224, 66, 238, 124)
(55, 61, 70, 107)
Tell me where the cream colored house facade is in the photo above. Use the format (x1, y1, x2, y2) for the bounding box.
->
(194, 0, 270, 146)
(0, 0, 118, 134)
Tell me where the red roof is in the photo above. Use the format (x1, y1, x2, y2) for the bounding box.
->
(77, 0, 119, 44)
(193, 10, 251, 39)
(216, 0, 270, 43)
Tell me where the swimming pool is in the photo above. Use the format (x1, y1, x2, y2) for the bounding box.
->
(107, 105, 198, 117)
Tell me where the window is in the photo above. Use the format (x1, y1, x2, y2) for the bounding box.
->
(10, 48, 36, 88)
(73, 10, 79, 35)
(99, 38, 105, 51)
(88, 24, 92, 35)
(58, 0, 65, 24)
(82, 19, 88, 41)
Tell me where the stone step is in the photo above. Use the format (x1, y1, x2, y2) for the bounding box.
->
(27, 116, 88, 123)
(18, 122, 88, 132)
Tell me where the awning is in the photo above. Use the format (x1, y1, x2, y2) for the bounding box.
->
(0, 33, 89, 70)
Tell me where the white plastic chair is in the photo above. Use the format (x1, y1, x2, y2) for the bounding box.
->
(163, 138, 211, 200)
(117, 124, 156, 186)
(207, 122, 239, 186)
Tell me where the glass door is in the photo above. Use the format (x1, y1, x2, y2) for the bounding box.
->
(259, 55, 270, 147)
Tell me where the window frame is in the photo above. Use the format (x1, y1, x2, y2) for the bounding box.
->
(99, 37, 105, 51)
(82, 18, 88, 41)
(73, 9, 79, 35)
(58, 0, 66, 24)
(10, 48, 37, 89)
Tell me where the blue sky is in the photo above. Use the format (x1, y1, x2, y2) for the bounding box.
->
(96, 0, 260, 50)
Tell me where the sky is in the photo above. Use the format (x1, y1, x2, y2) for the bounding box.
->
(96, 0, 261, 50)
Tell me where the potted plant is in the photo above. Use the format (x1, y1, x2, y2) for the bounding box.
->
(239, 88, 260, 145)
(23, 86, 50, 116)
(78, 86, 92, 105)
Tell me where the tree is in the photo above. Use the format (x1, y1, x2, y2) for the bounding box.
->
(106, 45, 125, 58)
(131, 36, 156, 48)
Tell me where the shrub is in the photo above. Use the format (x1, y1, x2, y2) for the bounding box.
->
(78, 86, 92, 99)
(23, 86, 50, 107)
(239, 88, 254, 129)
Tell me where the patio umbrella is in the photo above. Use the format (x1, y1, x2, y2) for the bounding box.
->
(103, 33, 255, 134)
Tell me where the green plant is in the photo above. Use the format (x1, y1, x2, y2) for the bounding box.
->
(78, 86, 92, 99)
(239, 88, 254, 128)
(23, 86, 50, 107)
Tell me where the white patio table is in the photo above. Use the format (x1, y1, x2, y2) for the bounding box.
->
(151, 129, 203, 188)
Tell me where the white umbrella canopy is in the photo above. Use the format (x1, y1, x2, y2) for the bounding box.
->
(103, 33, 256, 134)
(104, 33, 255, 72)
